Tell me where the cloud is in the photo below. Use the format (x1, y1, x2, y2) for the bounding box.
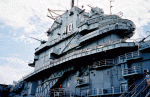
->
(0, 0, 56, 43)
(0, 56, 34, 84)
(0, 0, 150, 33)
(16, 34, 26, 42)
(0, 76, 5, 84)
(11, 32, 48, 44)
(0, 0, 52, 33)
(111, 0, 150, 39)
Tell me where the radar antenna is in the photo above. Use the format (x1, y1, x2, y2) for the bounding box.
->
(117, 11, 123, 17)
(30, 37, 46, 44)
(109, 0, 115, 14)
(87, 5, 93, 8)
(87, 5, 95, 12)
(47, 0, 75, 23)
(47, 9, 65, 24)
(71, 0, 74, 8)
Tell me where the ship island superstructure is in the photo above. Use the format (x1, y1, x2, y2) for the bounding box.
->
(9, 1, 150, 97)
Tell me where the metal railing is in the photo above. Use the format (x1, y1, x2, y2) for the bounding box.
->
(119, 83, 136, 97)
(37, 16, 135, 52)
(78, 17, 135, 31)
(48, 88, 72, 97)
(122, 66, 142, 76)
(136, 85, 150, 97)
(145, 87, 150, 97)
(139, 40, 150, 50)
(125, 51, 140, 60)
(118, 54, 126, 63)
(88, 86, 127, 96)
(92, 59, 114, 68)
(77, 15, 121, 27)
(130, 79, 147, 97)
(35, 80, 53, 97)
(76, 77, 89, 87)
(118, 51, 141, 64)
(124, 78, 147, 97)
(33, 38, 128, 71)
(23, 38, 138, 80)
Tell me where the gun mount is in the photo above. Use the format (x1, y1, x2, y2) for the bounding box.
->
(30, 37, 47, 44)
(139, 31, 150, 43)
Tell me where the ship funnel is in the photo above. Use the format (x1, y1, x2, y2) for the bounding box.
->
(71, 0, 74, 8)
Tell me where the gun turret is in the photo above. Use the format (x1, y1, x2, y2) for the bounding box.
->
(88, 5, 104, 17)
(139, 31, 150, 43)
(30, 37, 47, 44)
(88, 5, 95, 12)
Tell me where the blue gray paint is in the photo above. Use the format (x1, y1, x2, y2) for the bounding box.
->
(9, 6, 150, 97)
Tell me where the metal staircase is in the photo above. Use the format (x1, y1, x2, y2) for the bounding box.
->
(120, 78, 150, 97)
(145, 90, 150, 97)
(119, 82, 136, 97)
(138, 85, 150, 97)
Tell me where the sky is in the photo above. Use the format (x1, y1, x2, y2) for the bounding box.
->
(0, 0, 150, 85)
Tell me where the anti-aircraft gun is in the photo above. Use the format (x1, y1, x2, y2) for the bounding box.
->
(139, 31, 150, 43)
(30, 37, 47, 44)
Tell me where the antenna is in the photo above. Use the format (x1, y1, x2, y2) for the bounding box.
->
(117, 11, 123, 17)
(87, 5, 93, 9)
(109, 0, 115, 14)
(47, 8, 65, 24)
(71, 0, 74, 8)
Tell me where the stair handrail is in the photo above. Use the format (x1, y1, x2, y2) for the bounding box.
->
(125, 78, 146, 97)
(145, 90, 150, 97)
(131, 78, 147, 97)
(142, 85, 149, 92)
(119, 82, 136, 97)
(135, 84, 149, 97)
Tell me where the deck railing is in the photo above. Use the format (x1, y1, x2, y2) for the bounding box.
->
(118, 51, 142, 64)
(122, 66, 142, 77)
(34, 38, 129, 71)
(23, 38, 138, 80)
(45, 88, 72, 97)
(139, 40, 150, 50)
(77, 15, 133, 27)
(92, 59, 114, 68)
(119, 82, 136, 97)
(125, 51, 141, 60)
(88, 85, 127, 96)
(76, 77, 89, 87)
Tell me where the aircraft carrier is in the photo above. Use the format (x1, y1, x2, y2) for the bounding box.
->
(7, 0, 150, 97)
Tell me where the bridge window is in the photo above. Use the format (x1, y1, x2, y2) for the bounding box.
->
(68, 23, 73, 32)
(68, 83, 70, 87)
